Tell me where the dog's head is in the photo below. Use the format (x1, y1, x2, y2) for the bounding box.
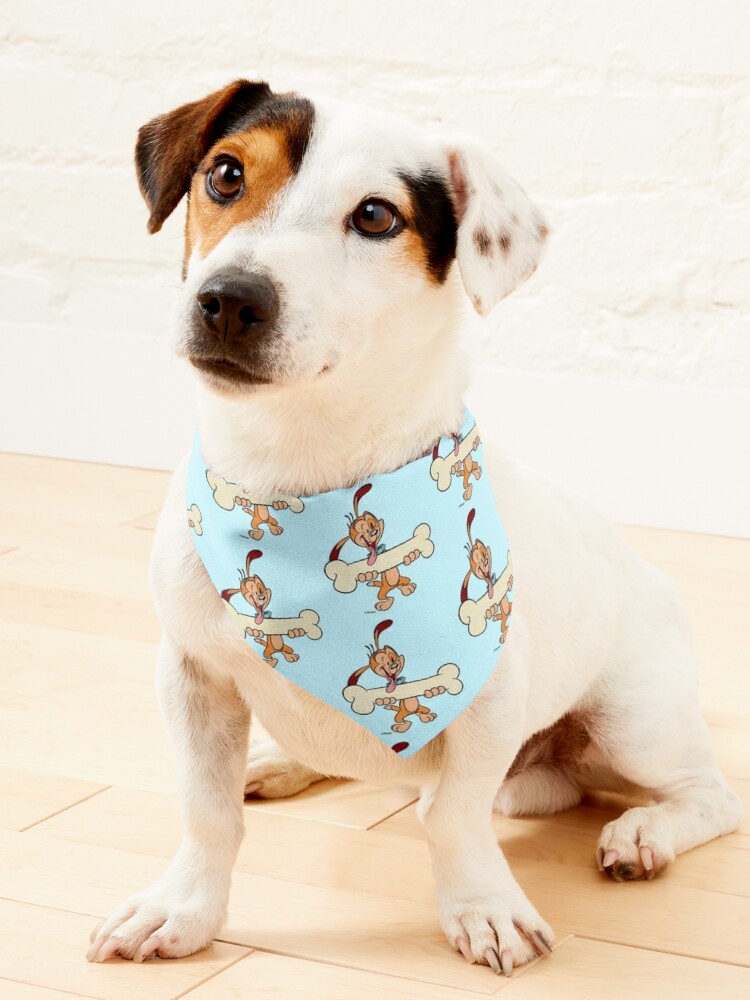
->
(136, 80, 548, 394)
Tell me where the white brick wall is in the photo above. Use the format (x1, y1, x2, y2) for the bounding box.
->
(1, 0, 749, 533)
(2, 0, 748, 388)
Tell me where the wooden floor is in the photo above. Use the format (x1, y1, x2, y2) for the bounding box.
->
(0, 452, 748, 1000)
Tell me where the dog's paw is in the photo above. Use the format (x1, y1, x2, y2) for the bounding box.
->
(86, 884, 222, 962)
(440, 893, 554, 975)
(596, 806, 675, 881)
(244, 737, 324, 799)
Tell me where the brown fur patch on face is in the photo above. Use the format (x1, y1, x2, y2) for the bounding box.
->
(473, 227, 493, 257)
(135, 80, 314, 250)
(187, 128, 293, 260)
(498, 230, 513, 257)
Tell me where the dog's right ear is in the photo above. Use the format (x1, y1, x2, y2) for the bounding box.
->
(444, 133, 549, 316)
(135, 80, 272, 234)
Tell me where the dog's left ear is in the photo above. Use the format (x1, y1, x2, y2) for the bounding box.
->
(135, 79, 272, 234)
(444, 135, 549, 316)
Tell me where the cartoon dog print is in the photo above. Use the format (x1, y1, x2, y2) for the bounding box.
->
(461, 508, 513, 642)
(430, 423, 482, 498)
(449, 431, 482, 500)
(327, 484, 424, 611)
(221, 550, 305, 667)
(237, 496, 289, 539)
(347, 620, 446, 733)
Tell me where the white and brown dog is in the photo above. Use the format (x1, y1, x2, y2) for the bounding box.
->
(87, 80, 742, 974)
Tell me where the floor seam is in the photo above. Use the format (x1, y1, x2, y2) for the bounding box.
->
(19, 785, 113, 833)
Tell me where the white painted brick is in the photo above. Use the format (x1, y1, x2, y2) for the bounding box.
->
(1, 0, 748, 391)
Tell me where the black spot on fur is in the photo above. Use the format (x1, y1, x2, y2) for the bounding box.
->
(473, 228, 493, 256)
(399, 168, 458, 283)
(224, 91, 315, 172)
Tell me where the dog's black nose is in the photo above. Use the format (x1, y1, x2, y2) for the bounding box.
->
(195, 269, 279, 347)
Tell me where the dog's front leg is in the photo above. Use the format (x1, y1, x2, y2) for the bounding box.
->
(87, 638, 249, 962)
(422, 677, 554, 975)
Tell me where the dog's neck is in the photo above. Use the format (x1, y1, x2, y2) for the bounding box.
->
(195, 310, 467, 496)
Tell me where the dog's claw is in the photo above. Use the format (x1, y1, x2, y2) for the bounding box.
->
(640, 845, 655, 877)
(85, 935, 105, 962)
(457, 937, 474, 963)
(484, 947, 502, 974)
(91, 937, 121, 963)
(134, 933, 162, 963)
(501, 948, 514, 977)
(89, 920, 104, 944)
(530, 930, 552, 956)
(601, 849, 619, 868)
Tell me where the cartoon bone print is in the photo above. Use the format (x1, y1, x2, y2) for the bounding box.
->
(430, 421, 482, 497)
(187, 504, 203, 535)
(206, 469, 304, 539)
(343, 620, 463, 733)
(459, 508, 513, 639)
(220, 549, 321, 666)
(324, 483, 434, 610)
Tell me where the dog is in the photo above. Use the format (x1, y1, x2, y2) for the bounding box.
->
(86, 80, 742, 974)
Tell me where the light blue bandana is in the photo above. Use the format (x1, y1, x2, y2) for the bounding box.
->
(186, 408, 513, 758)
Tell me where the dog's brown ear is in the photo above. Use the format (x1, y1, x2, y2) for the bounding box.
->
(135, 79, 272, 234)
(444, 134, 549, 316)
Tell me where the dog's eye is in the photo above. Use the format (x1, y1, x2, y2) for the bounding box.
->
(207, 158, 244, 201)
(350, 199, 401, 237)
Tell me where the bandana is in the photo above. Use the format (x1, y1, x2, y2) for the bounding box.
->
(186, 408, 513, 758)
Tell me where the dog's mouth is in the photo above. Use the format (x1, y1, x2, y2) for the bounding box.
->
(189, 356, 273, 386)
(385, 676, 398, 694)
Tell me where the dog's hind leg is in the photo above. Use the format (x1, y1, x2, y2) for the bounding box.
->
(590, 646, 742, 881)
(245, 735, 326, 799)
(495, 765, 582, 816)
(87, 639, 250, 961)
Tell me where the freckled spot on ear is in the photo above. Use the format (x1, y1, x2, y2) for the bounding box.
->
(498, 230, 513, 257)
(473, 227, 493, 256)
(537, 221, 549, 241)
(511, 213, 519, 225)
(491, 181, 503, 198)
(447, 150, 469, 221)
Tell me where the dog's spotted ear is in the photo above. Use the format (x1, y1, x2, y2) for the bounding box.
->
(445, 136, 549, 316)
(135, 80, 272, 234)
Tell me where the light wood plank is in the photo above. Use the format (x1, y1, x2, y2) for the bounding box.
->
(124, 510, 160, 531)
(0, 766, 106, 831)
(0, 581, 159, 642)
(0, 622, 173, 793)
(0, 829, 568, 994)
(184, 950, 515, 999)
(36, 787, 432, 900)
(0, 453, 168, 527)
(243, 776, 416, 829)
(501, 936, 750, 999)
(0, 899, 249, 1000)
(0, 982, 98, 1000)
(35, 783, 750, 905)
(0, 535, 155, 602)
(0, 511, 153, 560)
